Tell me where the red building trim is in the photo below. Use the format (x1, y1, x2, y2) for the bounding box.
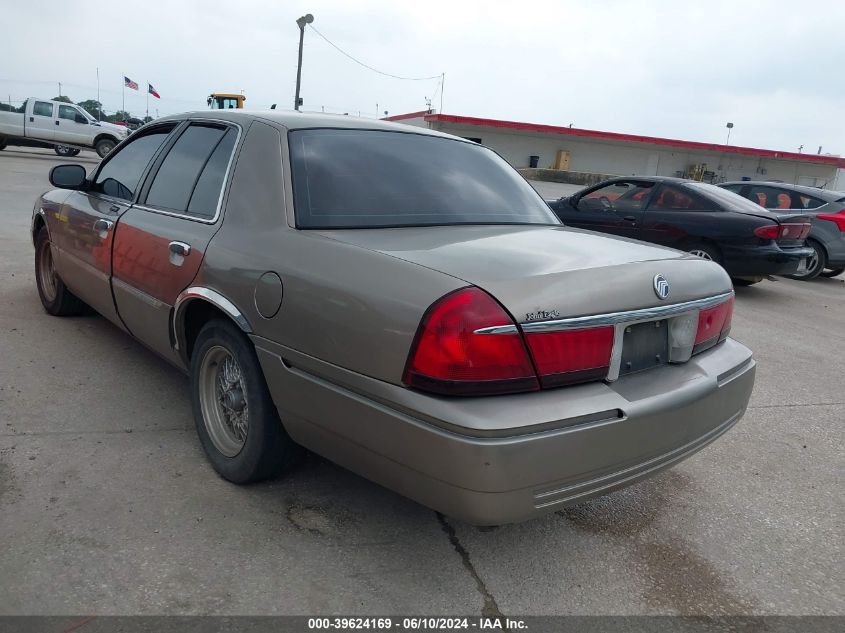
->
(384, 112, 845, 168)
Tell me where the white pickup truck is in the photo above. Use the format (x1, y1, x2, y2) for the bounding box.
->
(0, 98, 130, 158)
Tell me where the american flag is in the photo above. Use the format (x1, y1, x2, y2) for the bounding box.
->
(124, 76, 139, 90)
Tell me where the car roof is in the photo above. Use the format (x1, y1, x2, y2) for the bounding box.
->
(720, 181, 844, 200)
(158, 109, 460, 140)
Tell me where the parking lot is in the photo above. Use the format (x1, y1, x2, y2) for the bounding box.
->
(0, 148, 842, 616)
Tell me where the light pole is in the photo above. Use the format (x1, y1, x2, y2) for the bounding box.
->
(294, 14, 314, 111)
(725, 122, 734, 145)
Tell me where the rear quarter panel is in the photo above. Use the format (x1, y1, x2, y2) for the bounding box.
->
(195, 120, 463, 384)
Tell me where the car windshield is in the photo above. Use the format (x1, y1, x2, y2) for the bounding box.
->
(688, 182, 775, 213)
(289, 129, 560, 229)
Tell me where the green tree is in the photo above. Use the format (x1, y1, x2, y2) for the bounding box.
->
(52, 95, 73, 103)
(106, 110, 131, 123)
(76, 99, 103, 118)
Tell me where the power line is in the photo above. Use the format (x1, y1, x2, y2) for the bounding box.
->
(307, 25, 440, 81)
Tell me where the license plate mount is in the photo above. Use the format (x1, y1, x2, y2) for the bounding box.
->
(619, 319, 669, 376)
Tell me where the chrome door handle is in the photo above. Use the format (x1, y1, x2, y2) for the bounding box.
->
(168, 241, 191, 267)
(93, 219, 113, 237)
(169, 241, 191, 257)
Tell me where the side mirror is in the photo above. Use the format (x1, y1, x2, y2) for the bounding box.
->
(49, 164, 87, 190)
(75, 114, 88, 124)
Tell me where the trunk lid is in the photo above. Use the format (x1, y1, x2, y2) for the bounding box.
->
(318, 225, 732, 322)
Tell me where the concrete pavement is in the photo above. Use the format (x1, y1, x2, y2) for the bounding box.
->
(0, 148, 842, 615)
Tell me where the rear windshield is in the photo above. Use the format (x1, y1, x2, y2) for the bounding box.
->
(687, 182, 777, 213)
(289, 129, 559, 229)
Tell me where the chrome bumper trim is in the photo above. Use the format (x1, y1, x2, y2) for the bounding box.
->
(475, 291, 735, 335)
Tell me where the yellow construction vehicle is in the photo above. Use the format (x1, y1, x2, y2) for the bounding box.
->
(207, 93, 246, 110)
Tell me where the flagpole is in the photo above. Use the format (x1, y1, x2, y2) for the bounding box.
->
(96, 67, 101, 120)
(122, 74, 125, 116)
(146, 82, 149, 120)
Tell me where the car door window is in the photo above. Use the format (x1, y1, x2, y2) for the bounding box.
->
(649, 185, 710, 211)
(58, 105, 80, 122)
(32, 101, 53, 117)
(578, 182, 654, 212)
(145, 124, 234, 217)
(746, 185, 789, 208)
(186, 129, 237, 218)
(91, 126, 175, 201)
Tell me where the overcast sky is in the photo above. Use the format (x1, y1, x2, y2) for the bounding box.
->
(3, 0, 843, 154)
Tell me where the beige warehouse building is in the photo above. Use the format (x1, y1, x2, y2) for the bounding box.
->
(386, 111, 845, 190)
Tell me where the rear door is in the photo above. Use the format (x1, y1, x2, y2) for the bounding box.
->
(562, 180, 655, 239)
(639, 183, 721, 249)
(27, 100, 56, 141)
(111, 121, 240, 362)
(53, 124, 177, 324)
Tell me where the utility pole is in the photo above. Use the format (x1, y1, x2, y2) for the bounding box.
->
(294, 14, 314, 111)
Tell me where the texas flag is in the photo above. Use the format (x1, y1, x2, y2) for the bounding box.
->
(148, 83, 161, 99)
(124, 76, 139, 90)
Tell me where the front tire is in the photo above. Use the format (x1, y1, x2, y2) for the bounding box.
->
(190, 319, 299, 484)
(95, 138, 116, 158)
(34, 227, 88, 316)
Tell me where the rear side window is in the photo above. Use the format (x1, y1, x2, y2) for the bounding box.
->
(33, 101, 53, 117)
(92, 126, 175, 201)
(187, 129, 237, 218)
(145, 124, 235, 218)
(649, 184, 710, 210)
(800, 194, 825, 209)
(289, 129, 558, 228)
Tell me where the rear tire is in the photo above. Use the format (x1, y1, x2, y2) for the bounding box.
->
(190, 318, 300, 484)
(687, 242, 722, 265)
(820, 267, 844, 278)
(54, 145, 79, 157)
(95, 138, 116, 158)
(34, 227, 89, 316)
(784, 239, 825, 280)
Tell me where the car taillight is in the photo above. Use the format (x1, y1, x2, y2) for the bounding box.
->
(779, 222, 812, 240)
(754, 223, 811, 240)
(817, 209, 845, 232)
(524, 327, 614, 388)
(693, 297, 733, 354)
(754, 224, 779, 240)
(403, 287, 539, 396)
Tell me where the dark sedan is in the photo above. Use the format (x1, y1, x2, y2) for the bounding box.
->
(547, 176, 813, 285)
(718, 181, 845, 279)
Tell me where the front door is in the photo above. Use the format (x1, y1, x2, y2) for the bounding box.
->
(28, 100, 56, 141)
(55, 104, 90, 145)
(566, 180, 655, 239)
(111, 122, 239, 363)
(52, 124, 177, 326)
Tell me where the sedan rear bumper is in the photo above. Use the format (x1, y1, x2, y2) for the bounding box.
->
(723, 244, 813, 276)
(254, 337, 755, 525)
